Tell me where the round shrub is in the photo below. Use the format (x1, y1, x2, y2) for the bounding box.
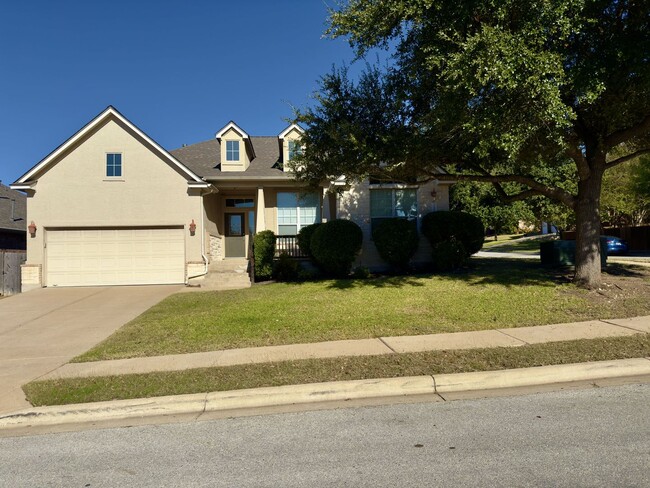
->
(431, 239, 466, 271)
(421, 211, 484, 256)
(371, 218, 419, 270)
(253, 230, 276, 281)
(297, 223, 322, 260)
(310, 219, 363, 277)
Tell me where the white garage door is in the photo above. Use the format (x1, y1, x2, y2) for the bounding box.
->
(46, 228, 185, 286)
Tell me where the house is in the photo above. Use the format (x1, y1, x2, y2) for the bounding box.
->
(11, 106, 451, 291)
(0, 182, 26, 250)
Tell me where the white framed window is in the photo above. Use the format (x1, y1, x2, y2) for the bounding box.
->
(288, 140, 302, 161)
(277, 192, 320, 235)
(370, 188, 418, 232)
(226, 140, 240, 161)
(106, 153, 122, 177)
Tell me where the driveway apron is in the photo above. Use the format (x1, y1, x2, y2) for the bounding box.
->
(0, 285, 181, 414)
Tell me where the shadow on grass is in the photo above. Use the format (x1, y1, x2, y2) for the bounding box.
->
(604, 263, 648, 278)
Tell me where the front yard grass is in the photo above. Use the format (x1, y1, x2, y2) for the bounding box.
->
(482, 234, 557, 254)
(25, 334, 650, 406)
(74, 259, 650, 362)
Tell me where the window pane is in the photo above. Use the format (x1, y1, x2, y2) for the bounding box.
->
(226, 140, 239, 161)
(278, 224, 297, 236)
(370, 190, 393, 218)
(277, 192, 297, 208)
(395, 189, 417, 218)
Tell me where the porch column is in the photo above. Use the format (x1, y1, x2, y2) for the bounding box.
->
(322, 187, 332, 222)
(256, 187, 266, 232)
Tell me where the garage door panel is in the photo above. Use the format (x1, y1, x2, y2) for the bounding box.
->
(46, 228, 185, 286)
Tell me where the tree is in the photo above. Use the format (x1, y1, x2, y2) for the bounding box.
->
(601, 155, 650, 226)
(293, 1, 650, 288)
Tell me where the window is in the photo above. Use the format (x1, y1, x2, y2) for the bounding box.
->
(225, 198, 254, 208)
(106, 153, 122, 177)
(370, 188, 418, 232)
(226, 140, 240, 161)
(277, 192, 320, 235)
(288, 140, 302, 161)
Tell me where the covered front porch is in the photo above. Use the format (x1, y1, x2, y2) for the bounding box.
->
(203, 185, 334, 261)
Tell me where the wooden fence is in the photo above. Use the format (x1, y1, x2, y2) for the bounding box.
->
(1, 250, 26, 296)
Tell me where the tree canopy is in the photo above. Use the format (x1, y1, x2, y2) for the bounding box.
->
(294, 0, 650, 287)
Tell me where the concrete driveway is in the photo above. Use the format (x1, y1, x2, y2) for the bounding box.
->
(0, 285, 181, 415)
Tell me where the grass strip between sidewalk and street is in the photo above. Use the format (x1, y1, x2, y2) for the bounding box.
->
(24, 333, 650, 407)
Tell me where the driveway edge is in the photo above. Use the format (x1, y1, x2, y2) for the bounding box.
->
(2, 358, 650, 432)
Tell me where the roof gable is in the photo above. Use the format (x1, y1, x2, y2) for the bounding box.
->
(278, 124, 304, 139)
(12, 106, 207, 188)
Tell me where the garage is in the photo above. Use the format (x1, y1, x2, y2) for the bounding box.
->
(46, 228, 186, 287)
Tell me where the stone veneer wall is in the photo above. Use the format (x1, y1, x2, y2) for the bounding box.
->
(20, 264, 42, 292)
(209, 235, 223, 261)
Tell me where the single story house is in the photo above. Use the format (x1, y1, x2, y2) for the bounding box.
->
(0, 182, 26, 250)
(11, 106, 451, 290)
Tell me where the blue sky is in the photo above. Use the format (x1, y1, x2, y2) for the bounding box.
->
(0, 0, 368, 185)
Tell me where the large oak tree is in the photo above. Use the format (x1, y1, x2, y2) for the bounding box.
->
(293, 0, 649, 288)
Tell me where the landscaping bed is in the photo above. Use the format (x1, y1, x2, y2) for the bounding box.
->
(25, 334, 650, 406)
(74, 259, 650, 361)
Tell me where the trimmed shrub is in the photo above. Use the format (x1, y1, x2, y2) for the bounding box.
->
(371, 218, 419, 270)
(253, 230, 276, 281)
(297, 223, 322, 260)
(421, 211, 484, 257)
(351, 266, 371, 279)
(310, 219, 363, 277)
(431, 239, 466, 271)
(273, 252, 301, 282)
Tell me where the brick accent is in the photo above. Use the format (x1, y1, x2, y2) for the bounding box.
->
(21, 264, 42, 292)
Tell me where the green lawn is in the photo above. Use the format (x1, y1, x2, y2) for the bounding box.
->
(74, 259, 650, 362)
(482, 234, 558, 254)
(26, 334, 650, 406)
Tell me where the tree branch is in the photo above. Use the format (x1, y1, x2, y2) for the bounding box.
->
(605, 115, 650, 148)
(565, 132, 590, 180)
(427, 171, 577, 208)
(605, 147, 650, 170)
(491, 184, 542, 204)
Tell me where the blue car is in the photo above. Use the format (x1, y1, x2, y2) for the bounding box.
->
(603, 236, 629, 255)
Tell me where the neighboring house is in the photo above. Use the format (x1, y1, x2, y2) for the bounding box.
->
(0, 182, 26, 250)
(11, 106, 450, 291)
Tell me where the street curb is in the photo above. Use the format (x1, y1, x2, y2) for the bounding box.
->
(1, 358, 649, 431)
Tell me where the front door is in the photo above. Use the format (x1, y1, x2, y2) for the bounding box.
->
(225, 213, 246, 257)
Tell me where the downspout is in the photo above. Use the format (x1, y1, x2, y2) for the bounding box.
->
(187, 186, 213, 280)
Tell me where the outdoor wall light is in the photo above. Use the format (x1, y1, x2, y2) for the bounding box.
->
(28, 221, 37, 237)
(189, 219, 197, 236)
(430, 189, 438, 200)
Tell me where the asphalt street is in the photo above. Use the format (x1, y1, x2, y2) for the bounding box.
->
(1, 383, 649, 487)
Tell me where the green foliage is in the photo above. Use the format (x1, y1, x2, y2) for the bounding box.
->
(295, 0, 650, 286)
(253, 230, 276, 281)
(273, 252, 301, 282)
(310, 219, 363, 277)
(371, 217, 419, 269)
(351, 266, 371, 279)
(431, 239, 467, 272)
(297, 223, 322, 260)
(601, 156, 650, 226)
(451, 182, 533, 235)
(421, 211, 485, 257)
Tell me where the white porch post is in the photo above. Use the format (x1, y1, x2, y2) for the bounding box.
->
(256, 187, 266, 232)
(322, 187, 331, 222)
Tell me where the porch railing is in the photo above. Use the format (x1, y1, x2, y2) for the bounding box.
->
(275, 235, 307, 258)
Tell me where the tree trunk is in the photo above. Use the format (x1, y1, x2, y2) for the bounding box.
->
(574, 163, 605, 288)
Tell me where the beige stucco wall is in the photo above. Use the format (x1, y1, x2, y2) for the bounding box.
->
(280, 127, 302, 172)
(337, 179, 452, 269)
(25, 117, 204, 285)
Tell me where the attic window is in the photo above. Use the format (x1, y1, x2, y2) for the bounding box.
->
(226, 140, 240, 161)
(106, 153, 122, 177)
(288, 141, 302, 161)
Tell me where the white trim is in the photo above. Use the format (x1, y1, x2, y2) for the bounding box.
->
(15, 106, 204, 184)
(9, 184, 34, 190)
(187, 182, 211, 189)
(215, 121, 249, 140)
(278, 123, 304, 139)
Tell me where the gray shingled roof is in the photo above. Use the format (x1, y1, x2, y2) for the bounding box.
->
(0, 183, 26, 232)
(171, 136, 293, 180)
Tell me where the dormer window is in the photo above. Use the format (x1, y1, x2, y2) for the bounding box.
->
(288, 141, 302, 161)
(226, 140, 240, 161)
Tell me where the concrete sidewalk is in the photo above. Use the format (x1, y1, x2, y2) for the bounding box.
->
(41, 316, 650, 381)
